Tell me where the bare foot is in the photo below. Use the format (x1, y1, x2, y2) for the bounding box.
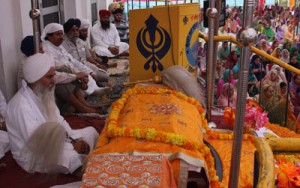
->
(107, 60, 118, 68)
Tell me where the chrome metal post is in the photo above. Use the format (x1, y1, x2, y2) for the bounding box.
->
(228, 0, 256, 187)
(213, 0, 221, 105)
(30, 0, 40, 53)
(206, 6, 218, 121)
(292, 3, 297, 45)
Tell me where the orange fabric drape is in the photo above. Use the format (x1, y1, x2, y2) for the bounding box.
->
(205, 137, 256, 188)
(88, 90, 208, 186)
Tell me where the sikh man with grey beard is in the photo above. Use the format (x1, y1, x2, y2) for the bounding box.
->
(62, 18, 109, 83)
(91, 9, 129, 58)
(6, 53, 98, 174)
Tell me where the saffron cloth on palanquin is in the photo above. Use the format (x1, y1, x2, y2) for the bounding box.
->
(87, 87, 210, 186)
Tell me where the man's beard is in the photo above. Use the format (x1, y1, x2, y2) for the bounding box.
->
(69, 35, 79, 43)
(79, 34, 87, 41)
(100, 20, 110, 30)
(33, 83, 57, 122)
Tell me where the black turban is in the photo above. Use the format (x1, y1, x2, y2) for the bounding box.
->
(20, 36, 35, 57)
(63, 18, 81, 33)
(113, 8, 123, 15)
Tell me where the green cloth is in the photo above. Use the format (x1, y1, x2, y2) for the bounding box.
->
(217, 42, 230, 61)
(223, 69, 231, 83)
(290, 46, 300, 63)
(262, 27, 275, 42)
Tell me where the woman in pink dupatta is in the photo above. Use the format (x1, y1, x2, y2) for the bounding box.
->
(217, 83, 237, 108)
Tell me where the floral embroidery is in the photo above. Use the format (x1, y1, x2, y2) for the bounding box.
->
(82, 155, 166, 187)
(149, 103, 182, 115)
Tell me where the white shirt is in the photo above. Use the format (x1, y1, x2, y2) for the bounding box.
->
(90, 22, 129, 57)
(62, 36, 91, 64)
(91, 22, 121, 48)
(43, 41, 93, 75)
(43, 41, 99, 95)
(0, 90, 6, 119)
(0, 90, 9, 159)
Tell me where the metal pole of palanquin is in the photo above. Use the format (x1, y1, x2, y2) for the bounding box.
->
(228, 0, 257, 186)
(206, 0, 218, 121)
(214, 0, 222, 106)
(30, 0, 40, 53)
(292, 2, 297, 45)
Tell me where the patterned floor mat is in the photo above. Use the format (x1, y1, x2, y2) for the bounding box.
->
(86, 57, 130, 109)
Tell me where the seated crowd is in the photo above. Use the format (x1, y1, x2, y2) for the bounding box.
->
(201, 5, 300, 130)
(0, 5, 130, 175)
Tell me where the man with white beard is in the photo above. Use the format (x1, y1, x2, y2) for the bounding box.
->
(6, 53, 98, 174)
(62, 18, 109, 82)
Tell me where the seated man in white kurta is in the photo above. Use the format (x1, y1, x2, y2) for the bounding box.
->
(41, 23, 108, 96)
(0, 90, 9, 160)
(62, 18, 109, 82)
(6, 53, 98, 174)
(91, 9, 129, 58)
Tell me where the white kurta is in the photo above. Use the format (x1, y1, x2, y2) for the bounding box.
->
(43, 41, 92, 74)
(0, 90, 9, 159)
(0, 90, 6, 118)
(91, 22, 129, 57)
(6, 81, 99, 173)
(62, 36, 109, 82)
(43, 40, 99, 95)
(0, 130, 9, 159)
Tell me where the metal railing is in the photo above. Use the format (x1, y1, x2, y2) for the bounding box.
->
(198, 33, 300, 76)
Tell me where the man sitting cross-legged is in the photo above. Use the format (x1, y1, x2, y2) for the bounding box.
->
(6, 53, 98, 174)
(91, 9, 129, 58)
(41, 23, 110, 113)
(79, 19, 117, 69)
(42, 23, 110, 96)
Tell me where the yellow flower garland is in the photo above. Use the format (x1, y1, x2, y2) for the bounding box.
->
(106, 86, 225, 187)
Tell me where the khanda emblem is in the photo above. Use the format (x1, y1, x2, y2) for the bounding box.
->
(136, 15, 171, 73)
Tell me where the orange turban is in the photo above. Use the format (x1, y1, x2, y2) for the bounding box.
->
(99, 10, 111, 18)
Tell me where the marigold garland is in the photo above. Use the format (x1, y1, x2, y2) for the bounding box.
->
(274, 154, 300, 187)
(265, 123, 300, 138)
(106, 86, 224, 187)
(205, 129, 254, 142)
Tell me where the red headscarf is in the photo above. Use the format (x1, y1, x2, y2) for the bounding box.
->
(99, 10, 111, 18)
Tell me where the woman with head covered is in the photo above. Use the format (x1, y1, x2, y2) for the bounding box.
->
(217, 83, 237, 108)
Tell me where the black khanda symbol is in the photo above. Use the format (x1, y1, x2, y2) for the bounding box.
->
(136, 15, 171, 73)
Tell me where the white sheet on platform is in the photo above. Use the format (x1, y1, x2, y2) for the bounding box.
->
(255, 127, 279, 138)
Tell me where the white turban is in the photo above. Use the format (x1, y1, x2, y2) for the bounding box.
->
(41, 23, 64, 41)
(79, 19, 90, 30)
(23, 53, 55, 83)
